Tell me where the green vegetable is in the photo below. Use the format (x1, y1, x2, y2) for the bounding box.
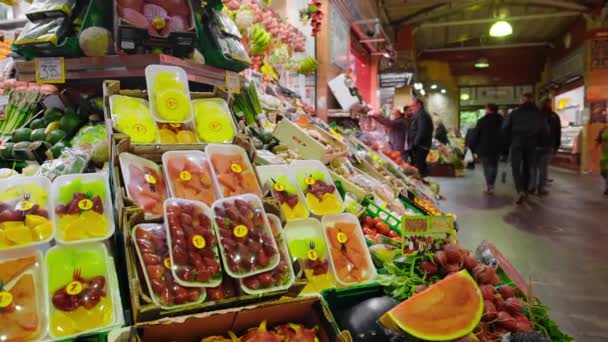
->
(46, 129, 66, 145)
(13, 128, 32, 143)
(30, 128, 47, 142)
(13, 141, 32, 150)
(523, 300, 574, 342)
(43, 107, 63, 124)
(50, 142, 66, 158)
(0, 142, 14, 159)
(29, 118, 46, 129)
(0, 88, 43, 136)
(376, 252, 441, 300)
(59, 109, 81, 136)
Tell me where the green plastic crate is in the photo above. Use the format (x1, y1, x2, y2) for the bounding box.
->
(362, 199, 402, 232)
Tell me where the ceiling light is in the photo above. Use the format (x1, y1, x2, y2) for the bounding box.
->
(489, 21, 512, 37)
(474, 57, 490, 68)
(430, 84, 437, 89)
(420, 89, 426, 96)
(413, 82, 422, 90)
(460, 93, 470, 101)
(441, 89, 446, 94)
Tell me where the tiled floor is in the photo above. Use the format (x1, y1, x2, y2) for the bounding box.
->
(434, 164, 608, 342)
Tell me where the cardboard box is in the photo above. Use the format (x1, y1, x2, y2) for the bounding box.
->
(137, 296, 350, 342)
(273, 119, 348, 164)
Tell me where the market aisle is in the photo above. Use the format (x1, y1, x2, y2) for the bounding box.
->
(434, 165, 608, 341)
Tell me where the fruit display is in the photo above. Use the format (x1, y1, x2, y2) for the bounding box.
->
(206, 144, 262, 197)
(0, 177, 54, 249)
(46, 243, 114, 338)
(132, 223, 205, 308)
(157, 122, 198, 144)
(360, 215, 401, 244)
(165, 199, 222, 287)
(249, 24, 271, 55)
(0, 252, 47, 342)
(292, 160, 344, 216)
(240, 214, 294, 294)
(146, 66, 192, 123)
(199, 320, 317, 342)
(414, 197, 442, 216)
(296, 56, 319, 75)
(192, 98, 237, 143)
(257, 165, 309, 221)
(323, 214, 376, 286)
(162, 150, 218, 206)
(205, 275, 239, 302)
(211, 195, 279, 278)
(284, 218, 335, 293)
(119, 152, 168, 217)
(382, 148, 419, 175)
(379, 270, 483, 341)
(53, 174, 114, 242)
(110, 95, 159, 144)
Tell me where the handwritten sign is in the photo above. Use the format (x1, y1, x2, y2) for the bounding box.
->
(226, 71, 241, 94)
(35, 57, 65, 84)
(402, 215, 456, 255)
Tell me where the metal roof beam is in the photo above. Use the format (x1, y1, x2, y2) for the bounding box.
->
(395, 0, 489, 25)
(423, 42, 552, 52)
(510, 0, 588, 11)
(419, 11, 580, 28)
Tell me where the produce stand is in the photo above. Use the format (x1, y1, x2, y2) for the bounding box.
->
(0, 1, 571, 342)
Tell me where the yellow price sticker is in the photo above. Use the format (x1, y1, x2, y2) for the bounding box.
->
(166, 97, 178, 110)
(15, 200, 33, 211)
(192, 234, 206, 249)
(179, 171, 192, 181)
(0, 291, 13, 308)
(306, 249, 318, 261)
(233, 224, 248, 238)
(337, 232, 348, 244)
(304, 176, 316, 185)
(209, 121, 223, 132)
(273, 182, 285, 192)
(230, 163, 243, 173)
(144, 174, 157, 185)
(66, 281, 83, 295)
(163, 257, 172, 269)
(132, 123, 148, 135)
(78, 199, 93, 211)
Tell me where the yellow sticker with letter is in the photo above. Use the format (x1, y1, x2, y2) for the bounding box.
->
(179, 171, 192, 181)
(166, 97, 178, 110)
(230, 163, 242, 173)
(307, 249, 318, 261)
(35, 57, 65, 84)
(337, 231, 348, 244)
(78, 199, 93, 211)
(304, 176, 315, 185)
(15, 200, 33, 211)
(273, 182, 285, 192)
(209, 121, 222, 132)
(144, 174, 157, 185)
(66, 281, 83, 295)
(132, 123, 148, 135)
(163, 257, 171, 269)
(192, 234, 206, 249)
(0, 291, 13, 308)
(233, 224, 248, 238)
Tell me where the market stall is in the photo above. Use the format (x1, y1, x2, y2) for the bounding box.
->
(0, 1, 572, 342)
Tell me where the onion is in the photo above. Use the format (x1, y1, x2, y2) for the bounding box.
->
(497, 285, 515, 299)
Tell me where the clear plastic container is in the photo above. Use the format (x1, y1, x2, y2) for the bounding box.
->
(192, 98, 237, 143)
(206, 144, 262, 197)
(110, 95, 160, 144)
(283, 218, 335, 293)
(157, 121, 199, 144)
(145, 65, 193, 123)
(0, 176, 54, 251)
(131, 224, 206, 309)
(164, 198, 222, 288)
(46, 243, 115, 339)
(205, 274, 240, 302)
(162, 150, 219, 206)
(256, 165, 309, 221)
(240, 214, 295, 295)
(52, 173, 115, 244)
(290, 160, 345, 216)
(0, 249, 48, 342)
(119, 152, 168, 219)
(321, 213, 377, 286)
(211, 194, 279, 278)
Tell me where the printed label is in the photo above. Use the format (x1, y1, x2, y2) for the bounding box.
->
(0, 291, 13, 308)
(273, 182, 285, 192)
(144, 174, 157, 185)
(179, 171, 192, 181)
(337, 232, 348, 244)
(78, 199, 93, 211)
(66, 281, 83, 295)
(166, 98, 178, 110)
(230, 163, 243, 173)
(15, 200, 33, 211)
(163, 257, 171, 269)
(132, 123, 147, 135)
(233, 224, 248, 238)
(304, 176, 316, 185)
(306, 249, 318, 261)
(192, 234, 206, 249)
(209, 121, 222, 132)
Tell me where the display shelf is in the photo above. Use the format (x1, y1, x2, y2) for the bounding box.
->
(0, 18, 27, 31)
(15, 54, 241, 87)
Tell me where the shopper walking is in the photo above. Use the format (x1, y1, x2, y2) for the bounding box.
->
(434, 120, 450, 145)
(408, 98, 434, 178)
(596, 127, 608, 196)
(470, 104, 504, 195)
(529, 100, 561, 195)
(503, 93, 546, 205)
(371, 107, 409, 162)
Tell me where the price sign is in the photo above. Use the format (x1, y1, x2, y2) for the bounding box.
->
(336, 232, 348, 244)
(35, 57, 66, 84)
(233, 224, 248, 238)
(306, 249, 318, 261)
(230, 163, 242, 173)
(66, 281, 83, 295)
(0, 291, 13, 308)
(78, 199, 93, 211)
(179, 171, 192, 181)
(192, 234, 206, 249)
(225, 71, 241, 94)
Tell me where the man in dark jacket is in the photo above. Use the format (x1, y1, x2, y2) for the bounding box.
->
(529, 100, 561, 195)
(503, 93, 548, 204)
(372, 108, 409, 161)
(408, 97, 434, 178)
(434, 120, 450, 145)
(470, 104, 503, 194)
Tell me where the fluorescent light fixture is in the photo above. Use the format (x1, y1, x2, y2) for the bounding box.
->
(441, 89, 446, 94)
(460, 93, 470, 101)
(420, 89, 426, 95)
(489, 21, 512, 37)
(474, 57, 490, 68)
(413, 82, 422, 90)
(430, 84, 437, 89)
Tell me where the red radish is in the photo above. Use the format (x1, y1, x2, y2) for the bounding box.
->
(479, 285, 495, 301)
(497, 311, 518, 331)
(463, 255, 478, 272)
(473, 265, 496, 285)
(434, 251, 448, 266)
(491, 273, 501, 285)
(415, 285, 428, 293)
(493, 295, 505, 311)
(497, 285, 515, 299)
(444, 263, 461, 273)
(483, 300, 497, 321)
(443, 243, 463, 264)
(513, 313, 532, 332)
(504, 297, 523, 314)
(419, 260, 438, 275)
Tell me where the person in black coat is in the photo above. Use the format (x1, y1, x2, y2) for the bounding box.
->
(434, 120, 450, 145)
(407, 97, 434, 178)
(529, 99, 561, 195)
(470, 104, 504, 194)
(503, 93, 548, 204)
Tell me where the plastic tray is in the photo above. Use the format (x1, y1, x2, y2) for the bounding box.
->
(240, 214, 295, 295)
(162, 150, 219, 206)
(321, 213, 377, 287)
(192, 98, 237, 143)
(131, 223, 206, 309)
(157, 121, 200, 144)
(52, 172, 115, 244)
(0, 176, 54, 251)
(0, 249, 48, 342)
(290, 160, 345, 216)
(109, 95, 160, 144)
(118, 152, 168, 219)
(145, 65, 193, 123)
(206, 144, 262, 198)
(45, 243, 115, 340)
(164, 198, 222, 288)
(256, 164, 309, 221)
(211, 194, 279, 278)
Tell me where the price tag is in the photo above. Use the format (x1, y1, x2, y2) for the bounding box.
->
(35, 57, 65, 84)
(78, 199, 93, 211)
(306, 249, 318, 261)
(304, 176, 316, 185)
(192, 234, 206, 249)
(179, 171, 192, 181)
(273, 182, 285, 192)
(225, 71, 241, 94)
(132, 123, 148, 136)
(336, 232, 348, 244)
(230, 163, 242, 173)
(144, 174, 157, 185)
(163, 257, 172, 269)
(15, 200, 33, 211)
(66, 281, 83, 295)
(166, 97, 178, 110)
(0, 291, 13, 308)
(208, 121, 223, 132)
(233, 224, 248, 238)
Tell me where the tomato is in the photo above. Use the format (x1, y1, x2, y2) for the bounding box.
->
(363, 227, 377, 236)
(388, 230, 399, 238)
(375, 221, 391, 235)
(258, 273, 273, 287)
(372, 217, 382, 226)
